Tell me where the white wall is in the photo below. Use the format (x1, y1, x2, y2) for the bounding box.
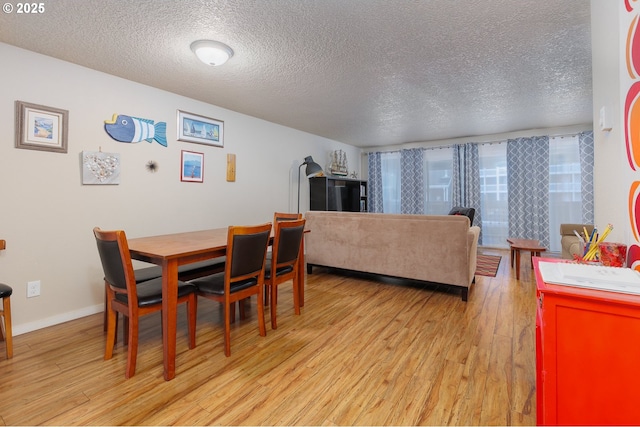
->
(0, 43, 361, 334)
(591, 0, 626, 243)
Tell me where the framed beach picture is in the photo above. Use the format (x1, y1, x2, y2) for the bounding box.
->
(177, 110, 224, 147)
(15, 101, 68, 153)
(181, 150, 204, 182)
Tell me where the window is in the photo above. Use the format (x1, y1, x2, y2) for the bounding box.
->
(373, 133, 591, 252)
(423, 148, 453, 215)
(479, 143, 508, 247)
(548, 135, 583, 252)
(381, 152, 400, 213)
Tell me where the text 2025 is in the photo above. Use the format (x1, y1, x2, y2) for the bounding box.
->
(16, 3, 45, 13)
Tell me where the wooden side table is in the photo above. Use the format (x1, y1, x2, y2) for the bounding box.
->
(507, 237, 546, 280)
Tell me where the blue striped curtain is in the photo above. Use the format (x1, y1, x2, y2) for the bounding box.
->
(579, 131, 595, 225)
(452, 143, 482, 228)
(451, 143, 482, 245)
(367, 152, 383, 213)
(507, 136, 550, 248)
(400, 148, 424, 214)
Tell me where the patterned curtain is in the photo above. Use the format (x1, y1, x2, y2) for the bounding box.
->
(507, 136, 550, 248)
(400, 148, 424, 214)
(367, 152, 383, 213)
(579, 131, 595, 224)
(452, 143, 482, 229)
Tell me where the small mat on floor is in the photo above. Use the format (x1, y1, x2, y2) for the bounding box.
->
(476, 254, 501, 277)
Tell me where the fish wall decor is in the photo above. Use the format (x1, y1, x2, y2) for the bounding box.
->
(104, 114, 167, 147)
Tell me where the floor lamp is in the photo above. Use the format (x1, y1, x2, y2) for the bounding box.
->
(298, 156, 323, 213)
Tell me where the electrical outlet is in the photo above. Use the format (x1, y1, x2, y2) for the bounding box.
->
(27, 280, 40, 298)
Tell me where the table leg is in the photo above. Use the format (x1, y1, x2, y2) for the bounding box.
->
(532, 251, 541, 269)
(515, 249, 521, 280)
(298, 236, 305, 307)
(510, 247, 514, 267)
(162, 259, 179, 381)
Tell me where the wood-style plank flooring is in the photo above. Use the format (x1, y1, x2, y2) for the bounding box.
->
(0, 249, 538, 425)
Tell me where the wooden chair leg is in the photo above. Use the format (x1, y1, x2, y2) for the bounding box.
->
(125, 314, 138, 379)
(0, 306, 5, 342)
(293, 271, 301, 316)
(270, 282, 278, 330)
(104, 299, 117, 360)
(257, 287, 266, 337)
(2, 296, 12, 359)
(230, 302, 236, 324)
(123, 316, 129, 347)
(188, 295, 197, 350)
(239, 298, 247, 320)
(224, 302, 232, 357)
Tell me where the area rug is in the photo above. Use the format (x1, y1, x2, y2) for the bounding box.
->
(476, 254, 501, 277)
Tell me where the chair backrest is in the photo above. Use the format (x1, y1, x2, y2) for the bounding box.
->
(448, 206, 475, 225)
(273, 212, 303, 223)
(93, 227, 137, 301)
(226, 223, 272, 285)
(272, 218, 306, 269)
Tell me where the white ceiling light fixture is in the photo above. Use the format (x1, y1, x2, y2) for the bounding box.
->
(190, 40, 234, 66)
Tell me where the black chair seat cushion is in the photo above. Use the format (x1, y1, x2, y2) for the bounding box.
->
(133, 266, 162, 283)
(264, 264, 294, 280)
(191, 273, 258, 296)
(125, 257, 227, 285)
(114, 278, 196, 308)
(178, 257, 227, 280)
(0, 283, 12, 298)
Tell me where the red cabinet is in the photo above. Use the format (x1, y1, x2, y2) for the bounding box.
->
(534, 257, 640, 425)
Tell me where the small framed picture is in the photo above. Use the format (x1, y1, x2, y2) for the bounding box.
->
(15, 101, 69, 153)
(177, 110, 224, 147)
(181, 150, 204, 182)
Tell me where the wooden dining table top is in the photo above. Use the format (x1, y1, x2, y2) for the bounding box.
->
(128, 228, 230, 260)
(128, 226, 305, 261)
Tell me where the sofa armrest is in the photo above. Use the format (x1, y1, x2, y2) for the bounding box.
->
(467, 226, 481, 284)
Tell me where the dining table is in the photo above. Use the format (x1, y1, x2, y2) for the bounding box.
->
(127, 226, 306, 381)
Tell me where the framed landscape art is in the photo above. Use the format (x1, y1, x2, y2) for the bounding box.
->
(177, 110, 224, 147)
(15, 101, 68, 153)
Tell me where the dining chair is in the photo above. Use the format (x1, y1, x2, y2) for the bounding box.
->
(263, 212, 303, 306)
(102, 265, 161, 331)
(103, 258, 226, 331)
(273, 212, 303, 222)
(190, 223, 272, 357)
(265, 218, 306, 329)
(93, 227, 197, 378)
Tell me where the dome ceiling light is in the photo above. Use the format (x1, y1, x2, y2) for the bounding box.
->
(190, 40, 234, 66)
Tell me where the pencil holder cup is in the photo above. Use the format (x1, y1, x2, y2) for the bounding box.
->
(598, 242, 627, 267)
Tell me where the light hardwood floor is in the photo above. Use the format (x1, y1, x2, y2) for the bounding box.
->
(0, 249, 538, 425)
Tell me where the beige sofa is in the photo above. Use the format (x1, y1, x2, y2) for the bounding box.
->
(304, 211, 481, 301)
(560, 223, 594, 259)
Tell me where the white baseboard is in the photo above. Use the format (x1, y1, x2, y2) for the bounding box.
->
(13, 304, 103, 336)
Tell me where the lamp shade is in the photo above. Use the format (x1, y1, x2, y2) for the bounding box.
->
(190, 40, 234, 66)
(302, 156, 323, 178)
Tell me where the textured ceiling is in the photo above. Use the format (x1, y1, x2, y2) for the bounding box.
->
(0, 0, 593, 148)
